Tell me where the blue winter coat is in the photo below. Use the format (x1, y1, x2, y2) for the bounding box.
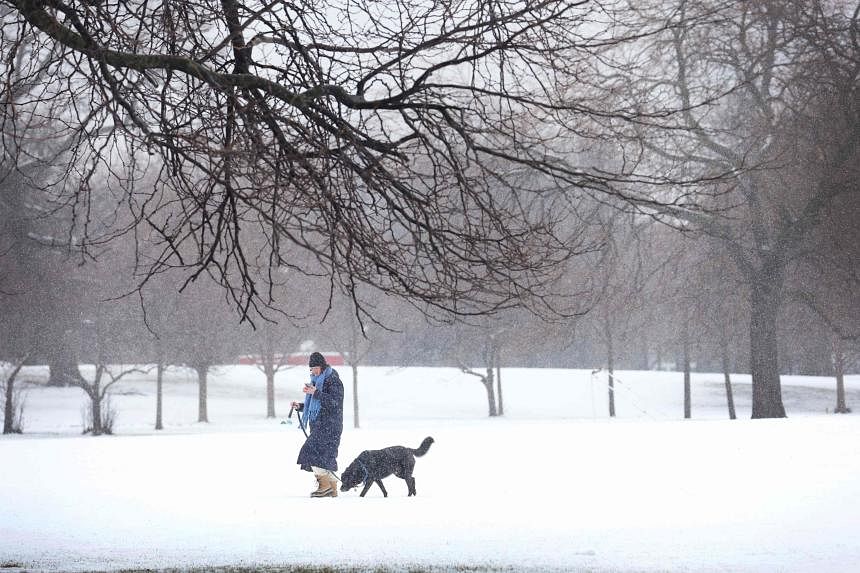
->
(296, 368, 344, 472)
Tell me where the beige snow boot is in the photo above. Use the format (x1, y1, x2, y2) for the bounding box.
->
(310, 474, 335, 498)
(310, 474, 331, 497)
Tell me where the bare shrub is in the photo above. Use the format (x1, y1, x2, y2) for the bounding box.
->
(81, 394, 117, 436)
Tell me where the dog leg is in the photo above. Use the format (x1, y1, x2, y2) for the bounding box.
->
(406, 476, 416, 496)
(376, 480, 388, 497)
(359, 481, 373, 497)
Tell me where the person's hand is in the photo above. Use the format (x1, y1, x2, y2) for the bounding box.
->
(303, 383, 316, 395)
(291, 400, 301, 408)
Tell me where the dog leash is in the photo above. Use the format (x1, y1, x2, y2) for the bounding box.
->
(357, 459, 370, 485)
(287, 404, 309, 438)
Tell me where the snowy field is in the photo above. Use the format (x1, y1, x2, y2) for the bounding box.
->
(1, 365, 859, 572)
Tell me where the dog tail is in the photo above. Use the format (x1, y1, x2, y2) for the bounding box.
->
(413, 436, 434, 457)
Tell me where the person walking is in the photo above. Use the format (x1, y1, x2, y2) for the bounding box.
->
(293, 351, 344, 498)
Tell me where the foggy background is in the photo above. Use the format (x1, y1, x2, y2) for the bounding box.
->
(1, 1, 858, 398)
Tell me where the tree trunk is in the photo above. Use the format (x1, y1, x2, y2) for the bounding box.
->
(683, 329, 692, 419)
(262, 329, 277, 418)
(3, 362, 24, 434)
(155, 361, 164, 430)
(479, 341, 498, 417)
(91, 370, 102, 436)
(352, 363, 360, 428)
(720, 332, 737, 420)
(92, 392, 102, 435)
(749, 286, 786, 419)
(483, 360, 498, 417)
(197, 366, 209, 423)
(606, 323, 616, 417)
(265, 364, 276, 418)
(485, 377, 498, 417)
(833, 337, 850, 414)
(496, 362, 504, 417)
(2, 375, 14, 434)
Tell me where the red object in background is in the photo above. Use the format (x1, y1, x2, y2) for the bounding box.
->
(236, 352, 345, 366)
(236, 354, 274, 365)
(286, 352, 345, 366)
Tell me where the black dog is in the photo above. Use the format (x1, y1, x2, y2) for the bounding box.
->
(340, 437, 434, 497)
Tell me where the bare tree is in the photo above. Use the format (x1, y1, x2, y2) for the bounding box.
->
(2, 358, 27, 434)
(657, 230, 747, 420)
(0, 19, 88, 388)
(581, 213, 672, 417)
(139, 273, 242, 424)
(455, 315, 515, 417)
(252, 321, 300, 419)
(695, 246, 747, 421)
(74, 300, 146, 435)
(830, 336, 855, 414)
(76, 364, 143, 435)
(585, 0, 860, 418)
(335, 319, 372, 429)
(168, 280, 241, 424)
(459, 360, 499, 418)
(788, 193, 860, 413)
(0, 0, 702, 333)
(154, 354, 166, 430)
(140, 283, 184, 430)
(324, 299, 376, 429)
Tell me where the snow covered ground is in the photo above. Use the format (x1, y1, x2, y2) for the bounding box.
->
(1, 365, 859, 572)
